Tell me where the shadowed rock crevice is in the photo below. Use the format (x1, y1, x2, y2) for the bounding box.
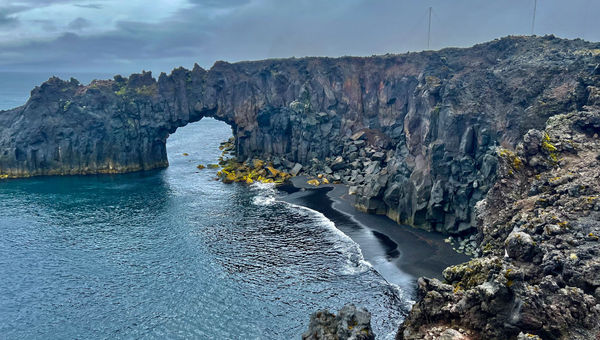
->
(1, 35, 599, 234)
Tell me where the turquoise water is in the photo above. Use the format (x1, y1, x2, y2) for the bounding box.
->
(0, 116, 408, 339)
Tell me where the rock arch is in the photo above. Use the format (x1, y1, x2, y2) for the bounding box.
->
(0, 35, 597, 233)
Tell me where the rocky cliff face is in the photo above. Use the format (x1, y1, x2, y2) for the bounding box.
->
(1, 35, 599, 234)
(397, 72, 600, 339)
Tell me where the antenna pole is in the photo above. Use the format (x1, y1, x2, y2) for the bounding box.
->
(531, 0, 537, 35)
(427, 7, 432, 49)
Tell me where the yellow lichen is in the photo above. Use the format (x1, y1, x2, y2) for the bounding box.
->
(574, 48, 600, 56)
(307, 179, 320, 186)
(252, 159, 264, 169)
(266, 166, 280, 177)
(498, 148, 522, 172)
(542, 133, 559, 163)
(513, 156, 522, 169)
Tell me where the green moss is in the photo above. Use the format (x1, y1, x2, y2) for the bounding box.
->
(482, 242, 493, 253)
(115, 86, 127, 96)
(63, 100, 72, 111)
(504, 268, 515, 287)
(444, 257, 502, 290)
(134, 84, 157, 97)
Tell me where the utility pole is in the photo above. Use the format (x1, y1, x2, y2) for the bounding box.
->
(427, 7, 432, 49)
(531, 0, 537, 35)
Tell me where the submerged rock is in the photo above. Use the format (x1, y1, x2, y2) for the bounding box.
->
(302, 304, 375, 340)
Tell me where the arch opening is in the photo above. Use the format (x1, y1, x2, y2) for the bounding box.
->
(165, 117, 235, 171)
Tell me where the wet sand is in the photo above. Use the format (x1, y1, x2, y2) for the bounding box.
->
(279, 176, 470, 294)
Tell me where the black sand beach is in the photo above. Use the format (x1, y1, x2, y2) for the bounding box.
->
(280, 176, 471, 295)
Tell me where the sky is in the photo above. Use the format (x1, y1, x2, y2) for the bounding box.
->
(0, 0, 599, 74)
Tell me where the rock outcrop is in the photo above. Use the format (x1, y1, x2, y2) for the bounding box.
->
(302, 304, 375, 340)
(397, 74, 600, 339)
(1, 35, 599, 235)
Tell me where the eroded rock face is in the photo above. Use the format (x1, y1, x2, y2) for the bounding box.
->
(397, 77, 600, 339)
(1, 35, 599, 233)
(302, 304, 375, 340)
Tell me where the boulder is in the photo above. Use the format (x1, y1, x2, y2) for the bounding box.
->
(505, 231, 536, 262)
(302, 304, 375, 340)
(290, 163, 303, 176)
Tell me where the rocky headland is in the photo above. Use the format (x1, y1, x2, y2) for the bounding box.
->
(2, 35, 600, 338)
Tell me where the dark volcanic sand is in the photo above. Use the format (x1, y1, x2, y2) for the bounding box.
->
(281, 176, 471, 295)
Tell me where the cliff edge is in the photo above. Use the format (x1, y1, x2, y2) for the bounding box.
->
(2, 35, 598, 236)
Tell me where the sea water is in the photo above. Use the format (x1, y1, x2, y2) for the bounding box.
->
(0, 75, 408, 339)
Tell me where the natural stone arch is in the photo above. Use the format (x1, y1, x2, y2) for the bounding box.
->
(0, 36, 596, 234)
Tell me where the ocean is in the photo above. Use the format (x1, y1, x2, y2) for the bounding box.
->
(0, 73, 409, 339)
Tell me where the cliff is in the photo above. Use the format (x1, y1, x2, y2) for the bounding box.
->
(398, 83, 600, 339)
(1, 35, 599, 236)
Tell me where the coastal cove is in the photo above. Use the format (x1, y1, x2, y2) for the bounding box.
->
(2, 34, 600, 339)
(0, 118, 413, 339)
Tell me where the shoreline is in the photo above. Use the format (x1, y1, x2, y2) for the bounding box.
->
(279, 176, 471, 293)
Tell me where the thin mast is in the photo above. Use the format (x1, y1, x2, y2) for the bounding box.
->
(427, 7, 432, 49)
(531, 0, 537, 35)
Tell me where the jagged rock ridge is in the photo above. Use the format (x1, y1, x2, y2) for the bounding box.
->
(1, 35, 599, 234)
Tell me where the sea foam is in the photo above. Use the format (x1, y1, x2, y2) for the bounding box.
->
(250, 182, 371, 275)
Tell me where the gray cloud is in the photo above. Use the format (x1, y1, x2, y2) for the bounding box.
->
(1, 0, 600, 74)
(0, 0, 83, 14)
(188, 0, 251, 8)
(73, 4, 104, 9)
(68, 17, 91, 30)
(0, 12, 18, 27)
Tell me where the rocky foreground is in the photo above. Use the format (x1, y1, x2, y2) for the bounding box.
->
(398, 80, 600, 338)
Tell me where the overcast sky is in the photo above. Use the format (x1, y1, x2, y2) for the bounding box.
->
(1, 0, 599, 74)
